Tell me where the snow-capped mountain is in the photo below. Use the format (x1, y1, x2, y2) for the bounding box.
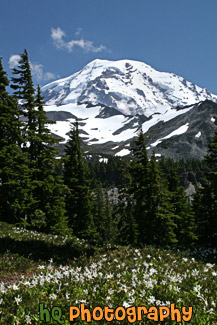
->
(42, 59, 217, 160)
(42, 59, 217, 116)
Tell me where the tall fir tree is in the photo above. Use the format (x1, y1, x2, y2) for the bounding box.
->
(93, 183, 116, 245)
(11, 49, 37, 161)
(166, 162, 197, 246)
(33, 86, 69, 234)
(148, 155, 178, 246)
(0, 57, 29, 223)
(193, 131, 217, 247)
(63, 121, 96, 240)
(128, 128, 150, 245)
(110, 156, 138, 246)
(127, 129, 179, 246)
(115, 186, 138, 246)
(10, 50, 69, 234)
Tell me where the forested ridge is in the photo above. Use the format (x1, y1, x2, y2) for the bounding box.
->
(1, 50, 217, 248)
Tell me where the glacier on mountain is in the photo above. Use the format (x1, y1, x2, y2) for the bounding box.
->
(42, 59, 217, 116)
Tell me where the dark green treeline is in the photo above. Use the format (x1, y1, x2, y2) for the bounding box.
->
(0, 50, 217, 247)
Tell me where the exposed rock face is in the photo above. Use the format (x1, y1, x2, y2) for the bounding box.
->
(145, 100, 217, 160)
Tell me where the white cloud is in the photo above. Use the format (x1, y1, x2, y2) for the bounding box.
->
(30, 63, 58, 83)
(44, 72, 57, 82)
(8, 54, 21, 69)
(31, 62, 44, 82)
(50, 27, 65, 48)
(8, 54, 57, 83)
(51, 27, 107, 53)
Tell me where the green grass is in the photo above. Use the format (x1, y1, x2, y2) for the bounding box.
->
(0, 252, 35, 276)
(0, 222, 94, 264)
(0, 222, 217, 324)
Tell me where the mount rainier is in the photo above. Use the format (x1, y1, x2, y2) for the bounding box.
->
(42, 59, 217, 160)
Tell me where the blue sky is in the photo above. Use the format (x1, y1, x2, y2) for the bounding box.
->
(1, 0, 217, 93)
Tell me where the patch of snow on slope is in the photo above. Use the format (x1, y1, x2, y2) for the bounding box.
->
(151, 123, 189, 147)
(115, 149, 131, 156)
(44, 103, 137, 144)
(99, 158, 108, 163)
(112, 145, 120, 150)
(48, 120, 73, 143)
(195, 131, 201, 138)
(44, 101, 194, 146)
(141, 106, 192, 134)
(211, 117, 216, 123)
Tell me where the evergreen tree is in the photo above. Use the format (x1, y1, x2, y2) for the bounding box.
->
(193, 131, 217, 247)
(10, 50, 69, 234)
(0, 57, 29, 223)
(11, 49, 37, 161)
(32, 86, 69, 234)
(166, 162, 197, 246)
(109, 156, 138, 246)
(63, 121, 96, 240)
(128, 129, 150, 245)
(148, 155, 178, 246)
(127, 129, 178, 246)
(93, 183, 116, 245)
(115, 185, 138, 246)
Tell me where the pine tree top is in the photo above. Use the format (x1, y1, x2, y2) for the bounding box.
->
(0, 57, 9, 92)
(11, 49, 35, 104)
